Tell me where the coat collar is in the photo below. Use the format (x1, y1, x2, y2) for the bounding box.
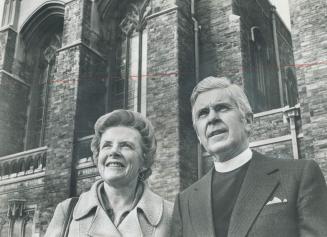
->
(188, 151, 280, 237)
(227, 151, 280, 237)
(137, 183, 164, 226)
(188, 168, 215, 237)
(73, 180, 164, 227)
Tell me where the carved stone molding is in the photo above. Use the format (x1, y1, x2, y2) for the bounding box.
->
(1, 0, 23, 28)
(43, 34, 62, 64)
(0, 215, 7, 232)
(120, 0, 152, 35)
(7, 199, 26, 219)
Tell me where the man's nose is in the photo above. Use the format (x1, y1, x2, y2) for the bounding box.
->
(207, 109, 220, 124)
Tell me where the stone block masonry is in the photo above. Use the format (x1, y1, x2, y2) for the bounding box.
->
(0, 28, 16, 72)
(146, 9, 183, 200)
(289, 0, 327, 179)
(0, 72, 29, 156)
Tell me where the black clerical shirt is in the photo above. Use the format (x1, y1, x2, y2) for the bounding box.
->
(211, 161, 250, 237)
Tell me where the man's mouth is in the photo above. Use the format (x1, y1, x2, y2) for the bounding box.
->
(207, 128, 227, 138)
(105, 161, 125, 167)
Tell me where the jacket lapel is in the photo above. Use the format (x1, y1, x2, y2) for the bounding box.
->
(188, 168, 215, 237)
(88, 207, 122, 237)
(73, 180, 122, 237)
(228, 152, 280, 237)
(118, 209, 143, 237)
(118, 186, 164, 237)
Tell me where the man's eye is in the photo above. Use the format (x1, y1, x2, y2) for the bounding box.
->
(198, 109, 209, 118)
(215, 105, 229, 112)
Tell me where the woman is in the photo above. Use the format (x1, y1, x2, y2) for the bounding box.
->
(45, 109, 173, 237)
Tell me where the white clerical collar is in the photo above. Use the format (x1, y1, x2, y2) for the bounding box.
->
(214, 148, 252, 173)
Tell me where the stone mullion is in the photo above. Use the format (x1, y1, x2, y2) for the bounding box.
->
(42, 0, 90, 210)
(1, 0, 22, 29)
(137, 30, 143, 112)
(0, 28, 17, 72)
(124, 36, 130, 109)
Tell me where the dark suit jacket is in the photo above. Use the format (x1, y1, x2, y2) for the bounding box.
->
(171, 152, 327, 237)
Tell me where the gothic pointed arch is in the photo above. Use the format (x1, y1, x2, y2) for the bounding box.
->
(20, 1, 65, 45)
(18, 1, 65, 150)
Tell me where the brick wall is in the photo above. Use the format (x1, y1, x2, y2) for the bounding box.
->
(146, 10, 181, 200)
(197, 0, 243, 83)
(251, 112, 290, 141)
(0, 73, 29, 156)
(289, 0, 327, 178)
(0, 28, 29, 157)
(0, 28, 16, 72)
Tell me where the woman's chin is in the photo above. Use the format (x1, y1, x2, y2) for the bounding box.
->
(103, 174, 138, 187)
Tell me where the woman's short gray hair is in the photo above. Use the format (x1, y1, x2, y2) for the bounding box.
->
(190, 76, 253, 118)
(90, 109, 157, 181)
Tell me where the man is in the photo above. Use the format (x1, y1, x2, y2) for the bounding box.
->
(171, 76, 327, 237)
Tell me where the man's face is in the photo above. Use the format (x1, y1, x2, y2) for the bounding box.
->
(192, 88, 251, 162)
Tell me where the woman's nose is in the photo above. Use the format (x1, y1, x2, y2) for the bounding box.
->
(109, 144, 121, 157)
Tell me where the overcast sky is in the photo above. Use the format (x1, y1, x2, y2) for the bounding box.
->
(270, 0, 291, 29)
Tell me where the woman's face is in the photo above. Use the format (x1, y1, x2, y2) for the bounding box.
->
(97, 126, 144, 187)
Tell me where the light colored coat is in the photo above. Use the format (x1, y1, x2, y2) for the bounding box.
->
(45, 181, 173, 237)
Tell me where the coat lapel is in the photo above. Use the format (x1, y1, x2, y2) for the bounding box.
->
(228, 152, 280, 237)
(87, 207, 122, 237)
(118, 209, 143, 237)
(188, 168, 215, 237)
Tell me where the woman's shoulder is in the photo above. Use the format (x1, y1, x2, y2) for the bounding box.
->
(44, 198, 77, 237)
(58, 197, 77, 208)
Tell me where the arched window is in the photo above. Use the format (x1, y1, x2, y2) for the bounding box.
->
(250, 27, 281, 112)
(19, 3, 64, 149)
(119, 0, 151, 116)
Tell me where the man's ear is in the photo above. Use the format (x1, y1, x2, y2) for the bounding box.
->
(244, 113, 253, 135)
(192, 121, 202, 145)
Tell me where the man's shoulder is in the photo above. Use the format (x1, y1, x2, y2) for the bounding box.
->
(253, 151, 319, 173)
(179, 169, 213, 197)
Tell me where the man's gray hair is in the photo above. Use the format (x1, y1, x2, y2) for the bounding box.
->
(190, 76, 253, 118)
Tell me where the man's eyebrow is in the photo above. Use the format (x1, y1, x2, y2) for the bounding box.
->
(196, 105, 209, 113)
(101, 141, 112, 147)
(213, 102, 232, 107)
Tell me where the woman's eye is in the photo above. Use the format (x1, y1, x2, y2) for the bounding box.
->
(121, 142, 133, 149)
(101, 142, 112, 149)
